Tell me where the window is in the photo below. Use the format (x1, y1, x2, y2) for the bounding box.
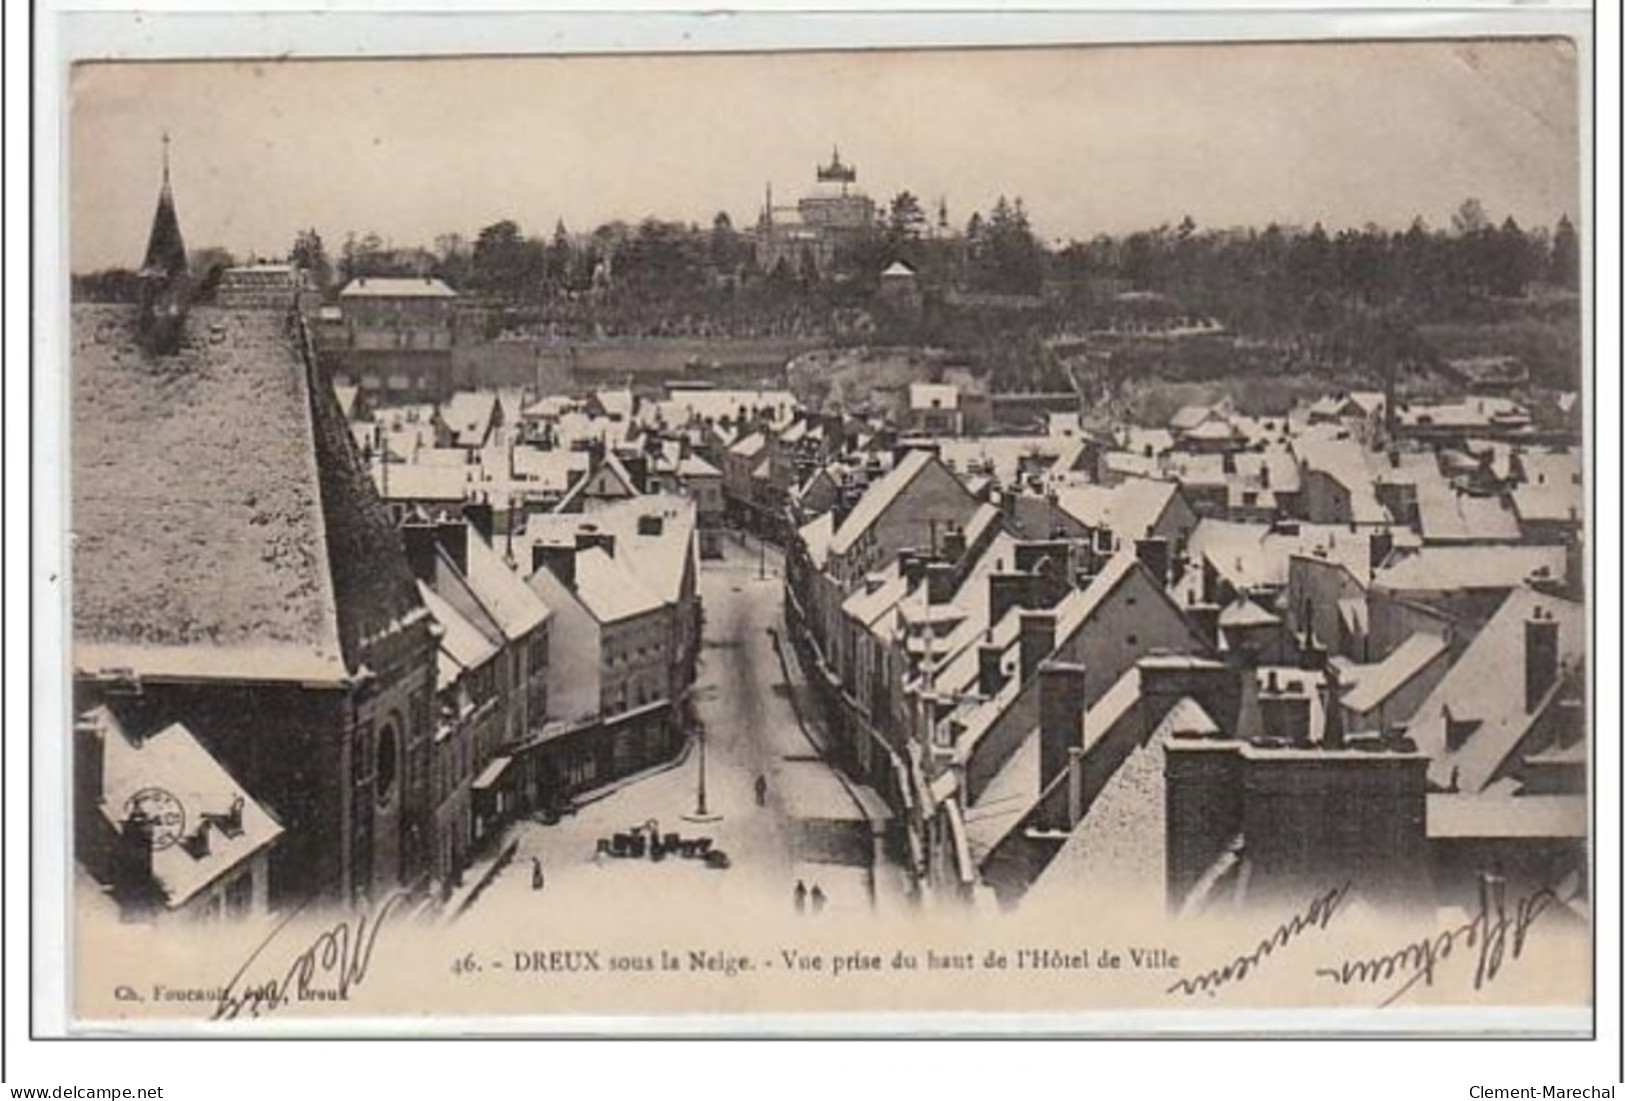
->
(376, 722, 400, 806)
(1126, 634, 1139, 647)
(224, 872, 253, 917)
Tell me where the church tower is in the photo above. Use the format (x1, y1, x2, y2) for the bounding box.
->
(138, 133, 193, 353)
(141, 133, 188, 281)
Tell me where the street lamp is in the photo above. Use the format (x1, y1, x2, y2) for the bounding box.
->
(683, 727, 722, 824)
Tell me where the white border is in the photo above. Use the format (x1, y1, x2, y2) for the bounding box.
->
(12, 2, 1620, 1094)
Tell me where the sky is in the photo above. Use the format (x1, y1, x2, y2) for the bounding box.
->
(68, 38, 1581, 272)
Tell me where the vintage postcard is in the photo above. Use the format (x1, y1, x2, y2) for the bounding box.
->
(55, 23, 1592, 1034)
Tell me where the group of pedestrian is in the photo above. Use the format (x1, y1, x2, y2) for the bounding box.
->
(793, 879, 826, 915)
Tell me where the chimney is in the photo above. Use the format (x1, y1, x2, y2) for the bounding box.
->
(1525, 610, 1560, 714)
(1368, 528, 1394, 575)
(1014, 539, 1070, 575)
(402, 519, 440, 583)
(575, 528, 615, 558)
(1321, 665, 1345, 750)
(925, 561, 955, 605)
(831, 489, 854, 533)
(1259, 673, 1312, 744)
(115, 810, 156, 907)
(181, 819, 213, 859)
(1135, 537, 1170, 589)
(977, 637, 1006, 697)
(463, 500, 495, 543)
(436, 516, 469, 577)
(74, 716, 105, 837)
(533, 543, 577, 589)
(1019, 610, 1057, 685)
(988, 572, 1032, 626)
(900, 551, 928, 593)
(1037, 660, 1089, 826)
(218, 794, 245, 838)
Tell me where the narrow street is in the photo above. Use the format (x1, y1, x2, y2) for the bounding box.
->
(453, 533, 881, 935)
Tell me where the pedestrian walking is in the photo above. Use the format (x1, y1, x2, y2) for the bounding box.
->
(754, 774, 768, 807)
(531, 856, 545, 892)
(793, 879, 807, 914)
(809, 884, 826, 914)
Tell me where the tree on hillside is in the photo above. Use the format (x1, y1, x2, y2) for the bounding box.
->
(1549, 214, 1580, 289)
(886, 191, 927, 244)
(289, 228, 332, 293)
(710, 211, 747, 274)
(471, 219, 537, 298)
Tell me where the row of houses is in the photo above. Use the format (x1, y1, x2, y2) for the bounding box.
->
(71, 185, 706, 924)
(781, 390, 1586, 919)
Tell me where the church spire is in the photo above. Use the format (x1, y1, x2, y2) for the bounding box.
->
(142, 132, 187, 281)
(138, 131, 193, 354)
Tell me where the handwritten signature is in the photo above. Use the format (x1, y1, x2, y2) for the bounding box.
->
(211, 891, 410, 1020)
(1314, 876, 1564, 1007)
(1165, 882, 1352, 998)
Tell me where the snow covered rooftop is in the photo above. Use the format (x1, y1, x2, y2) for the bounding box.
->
(88, 706, 283, 910)
(72, 305, 423, 682)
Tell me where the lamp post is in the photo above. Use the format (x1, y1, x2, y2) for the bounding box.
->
(683, 726, 721, 824)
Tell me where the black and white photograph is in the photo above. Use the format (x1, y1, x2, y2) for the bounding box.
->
(39, 11, 1603, 1043)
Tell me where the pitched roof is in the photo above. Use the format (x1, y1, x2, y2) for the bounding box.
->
(1415, 483, 1522, 543)
(1373, 545, 1567, 592)
(1408, 588, 1584, 793)
(729, 431, 768, 458)
(1053, 552, 1147, 644)
(417, 582, 498, 691)
(1218, 595, 1281, 629)
(339, 276, 456, 298)
(462, 531, 552, 641)
(1339, 632, 1448, 715)
(593, 388, 636, 421)
(88, 707, 282, 909)
(571, 546, 663, 624)
(677, 454, 722, 478)
(141, 179, 187, 279)
(1291, 434, 1390, 525)
(1025, 695, 1217, 909)
(963, 731, 1040, 865)
(798, 511, 836, 571)
(829, 448, 937, 556)
(72, 305, 423, 683)
(443, 391, 498, 448)
(1053, 479, 1180, 541)
(372, 461, 469, 503)
(511, 446, 589, 492)
(523, 494, 696, 607)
